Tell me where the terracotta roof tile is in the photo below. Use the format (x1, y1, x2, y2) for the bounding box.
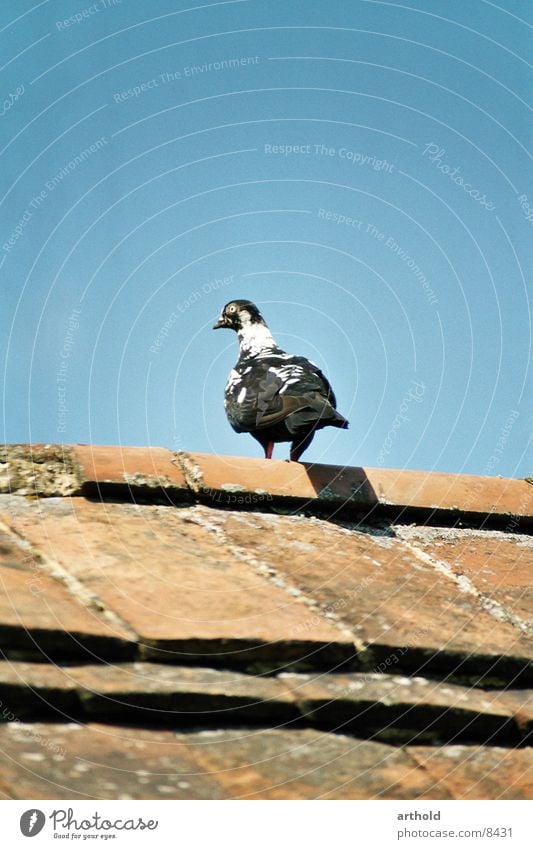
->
(1, 661, 529, 745)
(408, 746, 533, 800)
(0, 515, 135, 660)
(0, 722, 448, 800)
(219, 510, 532, 681)
(178, 451, 533, 527)
(0, 444, 531, 800)
(73, 445, 189, 498)
(395, 526, 532, 628)
(5, 498, 353, 669)
(1, 720, 530, 800)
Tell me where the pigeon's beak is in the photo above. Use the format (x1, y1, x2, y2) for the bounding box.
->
(213, 315, 227, 329)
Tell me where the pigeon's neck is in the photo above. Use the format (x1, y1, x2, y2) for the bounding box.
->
(237, 322, 278, 357)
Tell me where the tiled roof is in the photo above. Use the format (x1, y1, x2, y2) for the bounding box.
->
(0, 444, 531, 800)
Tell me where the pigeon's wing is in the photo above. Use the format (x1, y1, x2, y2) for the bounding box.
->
(225, 361, 294, 432)
(263, 356, 338, 410)
(256, 356, 347, 434)
(225, 354, 342, 434)
(282, 356, 338, 408)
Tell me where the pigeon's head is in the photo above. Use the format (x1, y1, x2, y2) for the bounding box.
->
(213, 300, 265, 331)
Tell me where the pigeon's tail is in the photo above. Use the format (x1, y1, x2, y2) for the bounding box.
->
(319, 400, 349, 429)
(330, 412, 349, 429)
(292, 400, 349, 432)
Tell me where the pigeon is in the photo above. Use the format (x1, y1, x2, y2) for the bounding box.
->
(213, 299, 349, 461)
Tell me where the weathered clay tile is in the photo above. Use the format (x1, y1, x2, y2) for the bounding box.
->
(0, 520, 135, 660)
(396, 527, 533, 629)
(0, 722, 452, 799)
(0, 662, 79, 719)
(2, 445, 531, 528)
(183, 727, 448, 800)
(2, 498, 353, 669)
(409, 745, 533, 800)
(281, 672, 526, 744)
(73, 445, 190, 498)
(0, 444, 530, 801)
(70, 662, 299, 724)
(0, 662, 528, 746)
(218, 511, 532, 682)
(0, 445, 82, 497)
(176, 452, 323, 501)
(183, 452, 533, 525)
(492, 689, 533, 737)
(363, 467, 533, 526)
(0, 722, 228, 800)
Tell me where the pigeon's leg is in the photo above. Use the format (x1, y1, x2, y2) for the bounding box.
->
(290, 433, 314, 463)
(252, 433, 275, 460)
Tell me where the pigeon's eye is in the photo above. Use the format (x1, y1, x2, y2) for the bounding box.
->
(227, 305, 237, 314)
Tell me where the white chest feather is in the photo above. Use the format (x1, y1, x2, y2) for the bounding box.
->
(237, 323, 277, 356)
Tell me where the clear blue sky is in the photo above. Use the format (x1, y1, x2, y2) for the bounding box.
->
(1, 0, 531, 475)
